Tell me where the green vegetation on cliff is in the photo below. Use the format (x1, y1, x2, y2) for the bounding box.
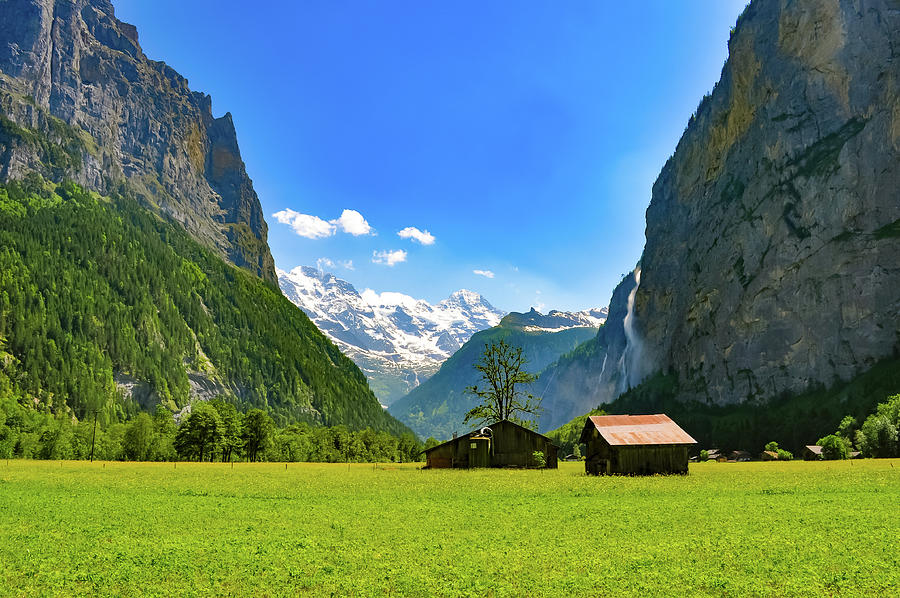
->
(0, 175, 410, 435)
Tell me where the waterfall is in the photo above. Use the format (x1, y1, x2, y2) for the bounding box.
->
(619, 266, 645, 392)
(598, 352, 608, 381)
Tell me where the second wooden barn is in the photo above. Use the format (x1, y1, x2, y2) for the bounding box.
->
(423, 419, 558, 469)
(579, 414, 697, 475)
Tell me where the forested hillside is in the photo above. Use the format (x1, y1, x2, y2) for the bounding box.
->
(390, 321, 597, 440)
(0, 175, 410, 435)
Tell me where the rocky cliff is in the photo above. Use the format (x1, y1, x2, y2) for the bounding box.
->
(637, 0, 899, 404)
(0, 0, 276, 281)
(543, 0, 900, 432)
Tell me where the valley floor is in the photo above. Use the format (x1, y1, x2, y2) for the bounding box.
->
(0, 460, 897, 596)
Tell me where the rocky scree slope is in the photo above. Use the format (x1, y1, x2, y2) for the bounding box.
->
(279, 266, 505, 406)
(0, 0, 275, 281)
(541, 0, 900, 437)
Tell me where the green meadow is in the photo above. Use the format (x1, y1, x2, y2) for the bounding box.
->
(1, 460, 898, 597)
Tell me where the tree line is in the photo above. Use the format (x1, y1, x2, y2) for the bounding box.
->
(815, 394, 900, 459)
(0, 395, 424, 463)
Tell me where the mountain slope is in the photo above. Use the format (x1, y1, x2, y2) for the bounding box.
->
(0, 0, 275, 281)
(0, 178, 410, 434)
(279, 266, 505, 405)
(540, 0, 900, 446)
(0, 0, 412, 435)
(388, 310, 602, 440)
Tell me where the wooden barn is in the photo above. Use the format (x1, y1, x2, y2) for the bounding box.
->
(422, 419, 558, 469)
(803, 445, 823, 460)
(579, 414, 696, 475)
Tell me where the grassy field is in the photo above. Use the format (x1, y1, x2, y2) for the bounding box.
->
(0, 460, 898, 597)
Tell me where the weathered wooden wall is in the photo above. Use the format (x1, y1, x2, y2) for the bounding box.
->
(490, 421, 558, 469)
(585, 441, 689, 475)
(424, 420, 558, 469)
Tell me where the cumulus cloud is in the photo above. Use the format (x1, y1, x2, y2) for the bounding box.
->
(333, 209, 373, 236)
(272, 209, 335, 239)
(397, 226, 435, 245)
(473, 269, 495, 279)
(372, 249, 407, 266)
(272, 208, 374, 239)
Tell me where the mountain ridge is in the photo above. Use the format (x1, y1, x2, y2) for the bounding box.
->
(278, 265, 506, 405)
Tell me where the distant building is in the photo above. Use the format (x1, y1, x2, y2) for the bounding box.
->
(803, 445, 823, 461)
(760, 450, 779, 461)
(729, 450, 753, 462)
(422, 419, 558, 469)
(705, 449, 722, 461)
(579, 414, 697, 475)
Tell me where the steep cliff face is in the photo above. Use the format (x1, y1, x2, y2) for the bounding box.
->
(634, 0, 899, 405)
(543, 0, 900, 432)
(0, 0, 276, 282)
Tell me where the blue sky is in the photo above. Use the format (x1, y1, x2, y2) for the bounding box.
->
(114, 0, 748, 313)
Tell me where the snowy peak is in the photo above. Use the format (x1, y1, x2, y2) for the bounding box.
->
(500, 307, 607, 332)
(278, 267, 505, 405)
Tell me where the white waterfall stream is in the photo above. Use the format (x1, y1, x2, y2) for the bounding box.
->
(619, 266, 645, 391)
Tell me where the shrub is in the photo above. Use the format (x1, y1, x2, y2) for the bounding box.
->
(776, 449, 793, 461)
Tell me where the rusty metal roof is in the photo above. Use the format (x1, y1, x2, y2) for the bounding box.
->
(581, 414, 696, 446)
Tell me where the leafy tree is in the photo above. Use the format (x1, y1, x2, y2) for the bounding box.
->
(241, 409, 273, 462)
(423, 437, 440, 451)
(175, 403, 222, 461)
(151, 406, 177, 461)
(853, 394, 899, 458)
(816, 434, 850, 460)
(463, 340, 540, 428)
(764, 441, 779, 452)
(699, 449, 709, 462)
(210, 398, 242, 462)
(123, 413, 154, 461)
(532, 450, 546, 469)
(776, 449, 793, 461)
(836, 416, 858, 445)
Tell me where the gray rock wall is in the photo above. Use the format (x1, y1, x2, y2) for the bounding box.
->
(0, 0, 276, 282)
(632, 0, 900, 405)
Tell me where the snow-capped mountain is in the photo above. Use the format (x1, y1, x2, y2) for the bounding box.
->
(278, 266, 505, 406)
(499, 307, 608, 332)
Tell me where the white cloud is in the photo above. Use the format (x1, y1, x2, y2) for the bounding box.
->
(272, 209, 335, 239)
(397, 226, 435, 245)
(317, 257, 354, 271)
(473, 269, 495, 279)
(332, 209, 373, 236)
(372, 249, 407, 266)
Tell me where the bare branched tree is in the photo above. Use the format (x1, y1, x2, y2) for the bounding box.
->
(463, 339, 541, 428)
